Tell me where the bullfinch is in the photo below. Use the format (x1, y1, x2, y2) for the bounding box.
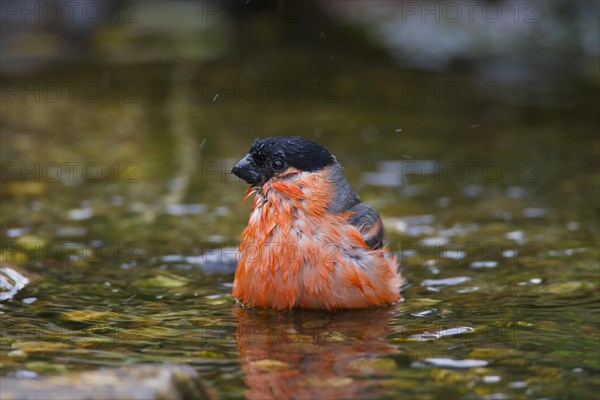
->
(231, 136, 403, 310)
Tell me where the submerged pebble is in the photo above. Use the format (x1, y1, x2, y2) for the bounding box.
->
(134, 274, 190, 288)
(249, 359, 291, 371)
(0, 265, 29, 301)
(540, 281, 594, 294)
(0, 364, 208, 400)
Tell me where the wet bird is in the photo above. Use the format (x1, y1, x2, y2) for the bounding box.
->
(231, 136, 402, 310)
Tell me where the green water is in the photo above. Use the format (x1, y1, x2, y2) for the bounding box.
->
(1, 58, 599, 399)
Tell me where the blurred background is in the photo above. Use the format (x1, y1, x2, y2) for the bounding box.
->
(1, 1, 599, 399)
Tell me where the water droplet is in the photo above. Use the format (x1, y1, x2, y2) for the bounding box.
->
(470, 261, 498, 268)
(424, 357, 488, 368)
(456, 286, 480, 293)
(523, 207, 547, 218)
(437, 197, 451, 207)
(463, 185, 483, 197)
(411, 309, 439, 317)
(507, 186, 527, 199)
(422, 277, 471, 287)
(509, 381, 527, 388)
(165, 203, 206, 215)
(68, 207, 93, 220)
(548, 248, 586, 257)
(443, 250, 465, 259)
(6, 228, 28, 238)
(11, 370, 38, 379)
(483, 375, 502, 383)
(420, 237, 449, 246)
(502, 249, 516, 258)
(428, 266, 441, 275)
(161, 255, 185, 262)
(505, 230, 524, 241)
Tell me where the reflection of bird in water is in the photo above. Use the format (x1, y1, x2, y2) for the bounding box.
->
(233, 306, 400, 400)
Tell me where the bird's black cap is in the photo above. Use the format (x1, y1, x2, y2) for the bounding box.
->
(231, 136, 335, 186)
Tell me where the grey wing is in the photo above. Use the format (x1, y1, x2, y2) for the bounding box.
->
(347, 202, 384, 249)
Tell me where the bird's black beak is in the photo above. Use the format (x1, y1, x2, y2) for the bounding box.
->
(231, 154, 263, 185)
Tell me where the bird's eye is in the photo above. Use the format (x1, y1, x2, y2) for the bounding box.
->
(272, 160, 285, 171)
